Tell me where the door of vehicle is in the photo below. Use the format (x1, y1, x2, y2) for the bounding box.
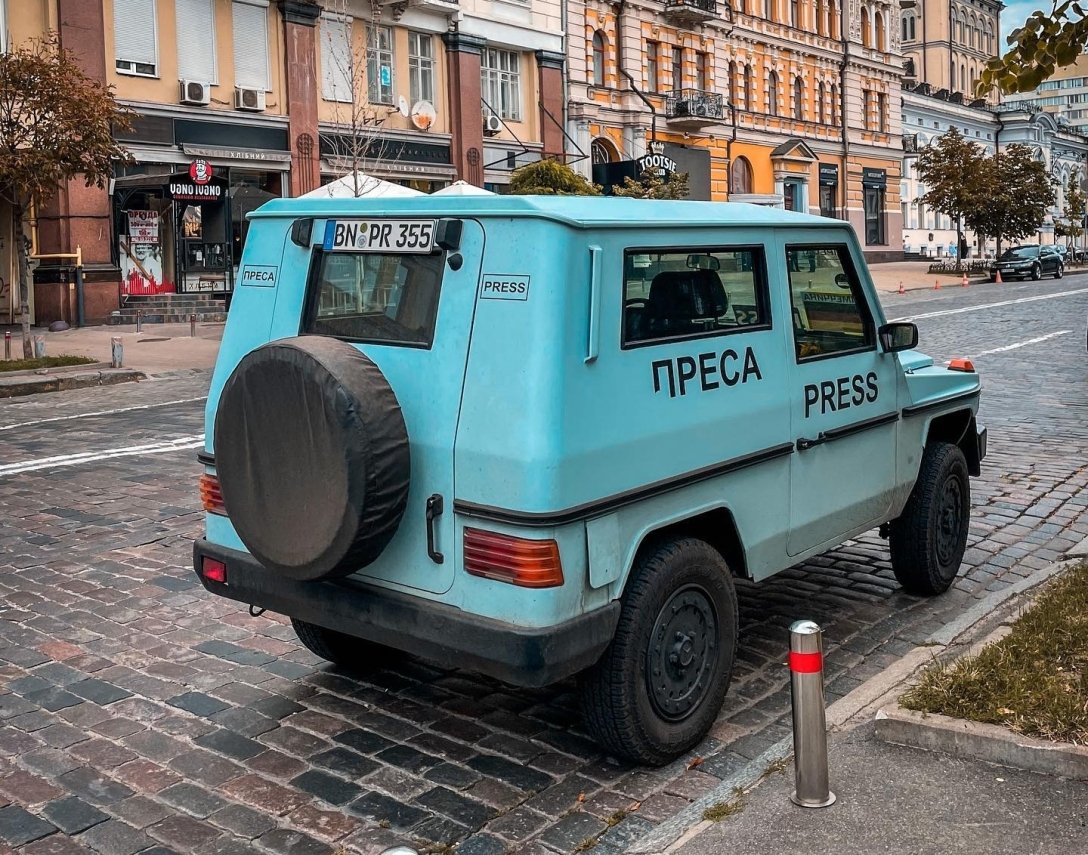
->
(781, 241, 900, 556)
(270, 217, 484, 594)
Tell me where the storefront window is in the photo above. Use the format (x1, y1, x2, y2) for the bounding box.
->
(864, 186, 886, 244)
(231, 169, 283, 274)
(820, 183, 837, 218)
(783, 180, 804, 212)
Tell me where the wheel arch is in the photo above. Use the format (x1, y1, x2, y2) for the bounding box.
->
(924, 408, 981, 476)
(623, 505, 750, 588)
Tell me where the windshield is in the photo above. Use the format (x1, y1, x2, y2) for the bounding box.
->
(303, 251, 444, 347)
(1000, 247, 1038, 260)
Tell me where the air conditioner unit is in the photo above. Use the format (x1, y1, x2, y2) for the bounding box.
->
(483, 113, 503, 136)
(235, 86, 266, 112)
(180, 79, 211, 106)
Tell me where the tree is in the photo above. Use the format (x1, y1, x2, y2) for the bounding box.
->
(966, 144, 1056, 256)
(1054, 176, 1086, 252)
(978, 1, 1088, 95)
(0, 35, 132, 356)
(914, 128, 987, 269)
(611, 168, 690, 199)
(508, 159, 602, 195)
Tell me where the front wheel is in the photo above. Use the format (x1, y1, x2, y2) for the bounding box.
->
(580, 538, 738, 765)
(1055, 263, 1065, 279)
(1030, 263, 1042, 281)
(888, 442, 971, 596)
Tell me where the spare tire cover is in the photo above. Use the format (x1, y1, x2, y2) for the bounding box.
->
(214, 336, 410, 581)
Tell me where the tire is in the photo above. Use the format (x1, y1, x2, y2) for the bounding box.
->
(215, 337, 410, 582)
(580, 538, 738, 765)
(889, 442, 971, 596)
(1055, 263, 1064, 280)
(291, 618, 401, 669)
(1030, 263, 1042, 280)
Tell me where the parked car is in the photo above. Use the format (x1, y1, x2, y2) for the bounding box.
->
(989, 244, 1064, 281)
(194, 197, 986, 765)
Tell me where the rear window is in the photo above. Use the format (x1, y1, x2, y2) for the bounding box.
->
(303, 251, 444, 347)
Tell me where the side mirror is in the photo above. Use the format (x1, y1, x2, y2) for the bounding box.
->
(687, 254, 721, 271)
(879, 321, 918, 353)
(833, 272, 850, 289)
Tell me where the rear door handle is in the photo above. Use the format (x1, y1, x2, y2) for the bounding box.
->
(426, 494, 444, 564)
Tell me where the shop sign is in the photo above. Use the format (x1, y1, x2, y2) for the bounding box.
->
(182, 144, 293, 163)
(127, 210, 160, 244)
(862, 167, 887, 188)
(636, 153, 678, 174)
(819, 164, 839, 186)
(189, 159, 213, 184)
(167, 170, 227, 202)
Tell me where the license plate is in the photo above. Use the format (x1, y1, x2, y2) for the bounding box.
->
(323, 219, 436, 253)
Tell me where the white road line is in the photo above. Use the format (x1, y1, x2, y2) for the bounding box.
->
(969, 330, 1072, 358)
(0, 397, 208, 432)
(888, 287, 1088, 322)
(0, 434, 205, 477)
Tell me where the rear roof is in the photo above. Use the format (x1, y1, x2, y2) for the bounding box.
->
(250, 194, 843, 230)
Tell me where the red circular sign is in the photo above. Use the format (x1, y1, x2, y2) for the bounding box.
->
(189, 159, 213, 184)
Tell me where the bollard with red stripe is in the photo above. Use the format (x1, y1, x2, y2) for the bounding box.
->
(788, 619, 836, 808)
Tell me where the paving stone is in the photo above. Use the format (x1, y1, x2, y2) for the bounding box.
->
(193, 730, 264, 761)
(148, 814, 222, 853)
(112, 797, 172, 830)
(23, 834, 93, 855)
(0, 805, 56, 846)
(285, 805, 359, 842)
(537, 812, 608, 852)
(158, 783, 228, 818)
(414, 816, 469, 844)
(78, 819, 152, 855)
(167, 750, 243, 787)
(207, 805, 275, 839)
(466, 755, 553, 793)
(256, 829, 333, 855)
(56, 768, 134, 805)
(220, 775, 308, 816)
(67, 680, 132, 706)
(331, 729, 393, 755)
(0, 769, 64, 804)
(41, 797, 109, 834)
(415, 787, 495, 828)
(23, 687, 82, 712)
(289, 771, 362, 806)
(347, 792, 429, 830)
(165, 693, 229, 718)
(453, 835, 506, 855)
(308, 748, 379, 779)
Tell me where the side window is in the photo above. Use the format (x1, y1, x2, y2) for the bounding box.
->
(786, 245, 874, 361)
(623, 247, 769, 347)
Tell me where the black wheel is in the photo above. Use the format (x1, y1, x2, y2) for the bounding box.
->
(1055, 263, 1064, 279)
(580, 538, 738, 765)
(1030, 263, 1042, 280)
(291, 618, 401, 670)
(889, 442, 971, 596)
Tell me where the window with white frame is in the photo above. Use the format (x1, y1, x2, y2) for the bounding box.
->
(233, 1, 270, 91)
(176, 0, 217, 83)
(368, 25, 394, 104)
(115, 0, 158, 76)
(482, 48, 521, 121)
(321, 15, 353, 102)
(408, 32, 434, 105)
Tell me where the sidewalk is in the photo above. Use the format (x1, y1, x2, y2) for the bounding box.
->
(867, 259, 1088, 294)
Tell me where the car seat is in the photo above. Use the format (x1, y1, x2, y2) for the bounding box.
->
(641, 269, 729, 340)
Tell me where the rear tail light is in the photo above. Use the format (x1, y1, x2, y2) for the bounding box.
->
(200, 473, 226, 515)
(201, 557, 227, 584)
(463, 528, 564, 588)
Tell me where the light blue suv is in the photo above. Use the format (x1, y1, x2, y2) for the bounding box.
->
(195, 196, 986, 764)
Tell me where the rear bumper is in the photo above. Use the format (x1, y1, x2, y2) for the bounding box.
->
(193, 539, 620, 688)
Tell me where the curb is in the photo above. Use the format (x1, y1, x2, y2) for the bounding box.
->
(625, 554, 1081, 854)
(874, 705, 1088, 782)
(0, 368, 145, 398)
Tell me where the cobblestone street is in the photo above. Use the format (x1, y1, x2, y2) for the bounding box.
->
(1, 279, 1086, 855)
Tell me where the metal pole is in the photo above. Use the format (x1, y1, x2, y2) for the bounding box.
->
(789, 620, 836, 808)
(4, 331, 9, 360)
(111, 336, 123, 369)
(32, 336, 45, 359)
(190, 313, 197, 337)
(75, 244, 85, 328)
(136, 309, 142, 333)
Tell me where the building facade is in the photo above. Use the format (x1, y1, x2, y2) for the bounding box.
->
(998, 53, 1088, 135)
(566, 0, 905, 260)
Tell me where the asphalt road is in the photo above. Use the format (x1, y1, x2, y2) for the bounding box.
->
(0, 278, 1085, 855)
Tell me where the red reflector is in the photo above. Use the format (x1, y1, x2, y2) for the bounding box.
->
(199, 473, 227, 515)
(463, 528, 564, 588)
(789, 651, 823, 673)
(201, 557, 227, 584)
(948, 358, 976, 373)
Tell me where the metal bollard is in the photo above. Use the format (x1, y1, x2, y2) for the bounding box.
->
(3, 330, 10, 360)
(379, 848, 419, 855)
(788, 620, 836, 808)
(111, 336, 123, 369)
(136, 309, 143, 333)
(32, 336, 45, 359)
(190, 313, 197, 337)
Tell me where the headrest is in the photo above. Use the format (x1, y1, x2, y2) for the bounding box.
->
(646, 269, 728, 320)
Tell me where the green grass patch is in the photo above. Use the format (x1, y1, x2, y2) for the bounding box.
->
(702, 797, 744, 822)
(0, 355, 97, 373)
(902, 561, 1088, 744)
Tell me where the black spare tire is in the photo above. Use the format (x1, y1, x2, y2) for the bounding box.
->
(214, 336, 410, 581)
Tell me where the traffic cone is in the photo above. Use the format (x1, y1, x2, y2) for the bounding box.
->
(961, 272, 969, 287)
(995, 270, 1002, 284)
(898, 281, 905, 295)
(934, 278, 941, 290)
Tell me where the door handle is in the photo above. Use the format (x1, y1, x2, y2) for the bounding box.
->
(796, 435, 827, 451)
(426, 494, 444, 564)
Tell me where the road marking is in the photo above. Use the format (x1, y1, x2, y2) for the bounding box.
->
(888, 286, 1088, 322)
(969, 330, 1072, 358)
(0, 397, 208, 432)
(0, 434, 205, 477)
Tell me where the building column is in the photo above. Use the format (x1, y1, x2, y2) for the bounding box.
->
(443, 33, 487, 186)
(536, 50, 566, 160)
(283, 1, 322, 196)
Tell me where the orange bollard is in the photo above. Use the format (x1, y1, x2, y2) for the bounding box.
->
(897, 281, 905, 295)
(934, 279, 941, 290)
(994, 270, 1002, 284)
(961, 272, 969, 287)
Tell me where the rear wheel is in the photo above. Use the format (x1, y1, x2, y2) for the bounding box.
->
(889, 442, 971, 596)
(580, 538, 737, 765)
(291, 618, 402, 670)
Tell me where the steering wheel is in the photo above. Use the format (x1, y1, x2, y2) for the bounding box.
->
(625, 299, 648, 309)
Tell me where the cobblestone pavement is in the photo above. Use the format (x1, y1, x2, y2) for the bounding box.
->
(0, 282, 1086, 855)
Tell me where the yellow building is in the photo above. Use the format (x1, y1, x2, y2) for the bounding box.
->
(568, 0, 903, 260)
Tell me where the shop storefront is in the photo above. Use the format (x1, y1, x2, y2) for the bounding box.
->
(319, 135, 458, 193)
(862, 167, 888, 247)
(819, 164, 840, 218)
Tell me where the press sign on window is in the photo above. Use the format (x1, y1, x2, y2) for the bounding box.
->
(323, 220, 437, 253)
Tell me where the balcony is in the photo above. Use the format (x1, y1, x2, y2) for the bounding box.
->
(663, 0, 718, 25)
(665, 89, 726, 129)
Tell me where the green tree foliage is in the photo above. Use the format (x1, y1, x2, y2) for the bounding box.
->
(1055, 176, 1086, 245)
(914, 129, 986, 268)
(966, 144, 1056, 255)
(508, 159, 601, 196)
(0, 36, 132, 355)
(978, 1, 1088, 95)
(611, 168, 691, 199)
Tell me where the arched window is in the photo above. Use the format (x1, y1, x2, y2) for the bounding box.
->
(817, 80, 826, 123)
(591, 137, 618, 164)
(794, 76, 805, 119)
(728, 60, 737, 108)
(901, 14, 908, 40)
(768, 70, 779, 115)
(744, 64, 754, 109)
(909, 15, 916, 39)
(828, 0, 839, 38)
(830, 82, 839, 123)
(591, 30, 606, 87)
(861, 7, 871, 47)
(816, 0, 826, 36)
(731, 156, 753, 194)
(960, 63, 967, 92)
(875, 11, 886, 51)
